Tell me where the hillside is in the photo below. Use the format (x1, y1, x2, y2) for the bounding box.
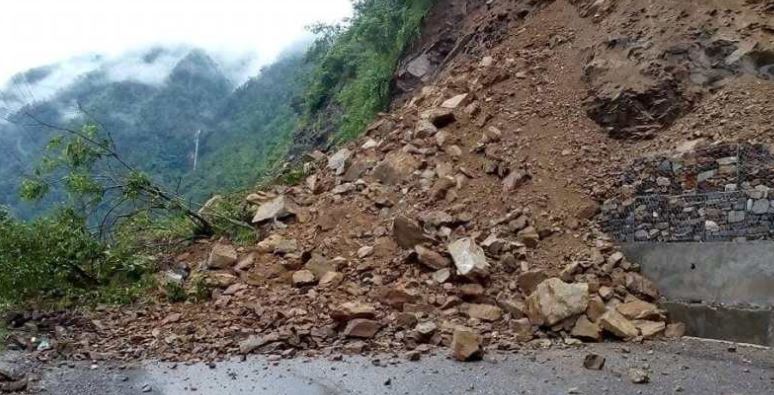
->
(0, 47, 307, 218)
(2, 0, 773, 374)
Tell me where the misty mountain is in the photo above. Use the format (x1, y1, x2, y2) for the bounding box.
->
(0, 47, 307, 218)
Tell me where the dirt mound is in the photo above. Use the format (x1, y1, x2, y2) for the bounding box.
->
(9, 0, 772, 363)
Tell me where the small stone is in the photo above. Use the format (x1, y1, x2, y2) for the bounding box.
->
(207, 243, 238, 269)
(432, 268, 451, 283)
(405, 351, 421, 361)
(572, 315, 602, 341)
(357, 246, 374, 259)
(319, 271, 344, 288)
(441, 94, 468, 109)
(327, 148, 352, 175)
(518, 270, 548, 294)
(415, 245, 450, 270)
(393, 216, 429, 249)
(448, 238, 490, 278)
(628, 368, 650, 384)
(292, 270, 316, 287)
(516, 226, 540, 248)
(466, 304, 503, 322)
(665, 322, 686, 338)
(330, 302, 376, 322)
(503, 170, 531, 192)
(451, 328, 482, 361)
(583, 354, 606, 370)
(415, 321, 438, 337)
(343, 319, 382, 338)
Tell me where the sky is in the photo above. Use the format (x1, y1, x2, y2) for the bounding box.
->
(0, 0, 353, 85)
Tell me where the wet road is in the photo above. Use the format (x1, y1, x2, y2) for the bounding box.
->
(12, 338, 774, 394)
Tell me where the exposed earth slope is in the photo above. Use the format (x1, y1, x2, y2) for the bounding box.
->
(6, 0, 773, 370)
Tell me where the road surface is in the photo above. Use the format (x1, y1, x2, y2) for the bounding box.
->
(5, 338, 774, 394)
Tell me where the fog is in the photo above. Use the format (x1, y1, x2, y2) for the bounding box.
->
(0, 0, 352, 103)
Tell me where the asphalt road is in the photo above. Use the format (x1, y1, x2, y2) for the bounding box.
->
(8, 338, 774, 394)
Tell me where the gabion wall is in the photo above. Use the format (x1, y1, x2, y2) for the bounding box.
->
(600, 143, 774, 242)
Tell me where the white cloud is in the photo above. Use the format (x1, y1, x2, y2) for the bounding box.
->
(0, 0, 352, 85)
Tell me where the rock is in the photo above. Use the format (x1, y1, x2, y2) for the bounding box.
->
(466, 304, 503, 322)
(628, 368, 650, 384)
(415, 321, 438, 337)
(448, 238, 490, 278)
(421, 108, 456, 128)
(239, 333, 279, 354)
(572, 315, 602, 341)
(393, 216, 429, 249)
(361, 138, 378, 150)
(496, 297, 526, 318)
(517, 270, 548, 294)
(357, 246, 374, 259)
(207, 243, 238, 269)
(319, 271, 344, 288)
(305, 254, 336, 278)
(503, 170, 531, 192)
(415, 245, 450, 270)
(516, 226, 540, 248)
(441, 94, 468, 109)
(451, 328, 482, 361)
(583, 354, 606, 370)
(482, 126, 502, 143)
(405, 350, 422, 361)
(586, 296, 607, 322)
(330, 302, 376, 322)
(343, 319, 381, 338)
(705, 220, 720, 232)
(599, 310, 639, 339)
(205, 272, 238, 288)
(415, 119, 438, 138)
(432, 268, 451, 283)
(395, 313, 418, 329)
(616, 300, 662, 320)
(625, 273, 659, 300)
(406, 54, 431, 78)
(577, 201, 601, 220)
(430, 176, 456, 200)
(375, 287, 417, 309)
(633, 320, 666, 338)
(256, 234, 298, 255)
(328, 148, 352, 175)
(525, 278, 589, 326)
(459, 283, 485, 297)
(665, 322, 686, 338)
(373, 151, 420, 185)
(252, 195, 298, 224)
(292, 270, 316, 287)
(751, 199, 769, 214)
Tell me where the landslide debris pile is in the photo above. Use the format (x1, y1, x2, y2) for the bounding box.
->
(9, 0, 772, 363)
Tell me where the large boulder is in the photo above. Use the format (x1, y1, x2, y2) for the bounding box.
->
(451, 327, 482, 361)
(393, 216, 429, 249)
(448, 238, 490, 277)
(327, 148, 352, 175)
(252, 195, 299, 224)
(373, 151, 420, 185)
(207, 243, 238, 269)
(525, 278, 589, 326)
(599, 309, 639, 339)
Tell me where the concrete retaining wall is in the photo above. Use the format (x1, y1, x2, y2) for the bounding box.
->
(622, 242, 774, 306)
(621, 242, 774, 345)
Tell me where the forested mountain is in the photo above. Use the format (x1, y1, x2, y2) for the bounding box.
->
(0, 47, 307, 218)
